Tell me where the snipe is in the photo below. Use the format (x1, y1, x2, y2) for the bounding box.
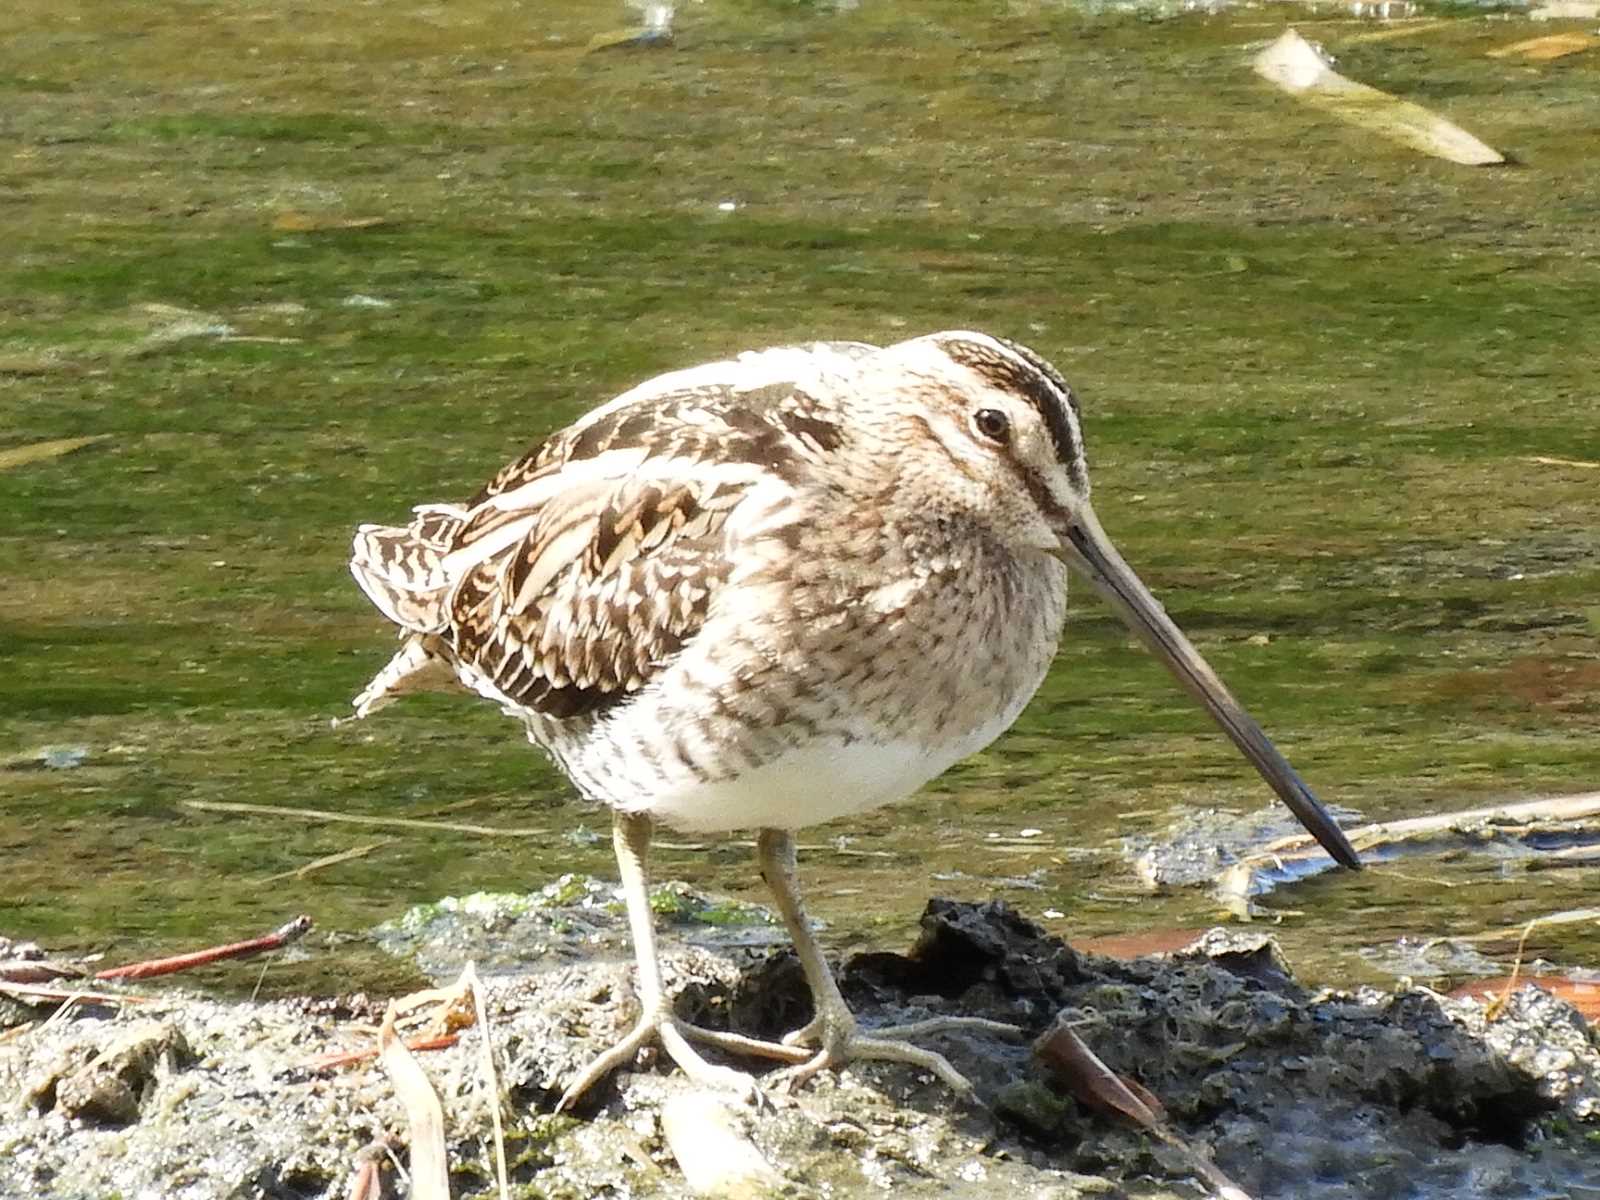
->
(349, 331, 1359, 1105)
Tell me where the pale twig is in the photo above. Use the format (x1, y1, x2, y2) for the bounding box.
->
(0, 435, 111, 471)
(183, 798, 547, 838)
(0, 983, 156, 1006)
(36, 993, 89, 1036)
(1522, 455, 1600, 470)
(1525, 844, 1600, 870)
(1339, 18, 1458, 45)
(1247, 792, 1600, 866)
(464, 964, 511, 1200)
(258, 839, 396, 885)
(1453, 907, 1600, 946)
(249, 958, 271, 1005)
(1484, 917, 1542, 1022)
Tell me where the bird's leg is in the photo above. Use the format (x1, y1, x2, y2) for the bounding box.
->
(557, 811, 802, 1111)
(756, 828, 1020, 1096)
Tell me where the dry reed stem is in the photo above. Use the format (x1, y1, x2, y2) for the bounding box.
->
(379, 1002, 452, 1200)
(258, 840, 397, 884)
(183, 798, 548, 838)
(463, 964, 511, 1200)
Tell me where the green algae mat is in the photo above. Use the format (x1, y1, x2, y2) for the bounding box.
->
(2, 0, 1598, 995)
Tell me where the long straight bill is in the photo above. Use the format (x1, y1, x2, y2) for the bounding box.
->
(1061, 506, 1361, 869)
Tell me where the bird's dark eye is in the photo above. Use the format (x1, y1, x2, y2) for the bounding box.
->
(973, 408, 1010, 444)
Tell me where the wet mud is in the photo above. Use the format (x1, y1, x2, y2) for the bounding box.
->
(3, 893, 1597, 1199)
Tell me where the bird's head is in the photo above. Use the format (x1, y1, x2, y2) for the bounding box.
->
(865, 330, 1092, 564)
(867, 330, 1361, 871)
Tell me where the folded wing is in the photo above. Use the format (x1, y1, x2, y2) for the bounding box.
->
(348, 341, 873, 723)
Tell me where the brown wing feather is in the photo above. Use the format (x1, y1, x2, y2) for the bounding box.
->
(449, 474, 736, 719)
(352, 366, 852, 723)
(349, 504, 469, 632)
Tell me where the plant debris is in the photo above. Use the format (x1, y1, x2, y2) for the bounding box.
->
(1253, 29, 1504, 165)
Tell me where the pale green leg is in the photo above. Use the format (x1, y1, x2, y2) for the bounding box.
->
(557, 811, 805, 1110)
(756, 828, 1021, 1095)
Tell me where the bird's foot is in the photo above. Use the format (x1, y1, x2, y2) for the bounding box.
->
(771, 1008, 1023, 1096)
(557, 1011, 811, 1112)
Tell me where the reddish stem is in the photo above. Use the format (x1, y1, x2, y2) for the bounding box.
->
(95, 915, 313, 981)
(307, 1033, 460, 1072)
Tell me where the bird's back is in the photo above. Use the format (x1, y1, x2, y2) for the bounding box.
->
(348, 340, 879, 722)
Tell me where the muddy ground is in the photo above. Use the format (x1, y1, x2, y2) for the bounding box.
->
(2, 890, 1598, 1200)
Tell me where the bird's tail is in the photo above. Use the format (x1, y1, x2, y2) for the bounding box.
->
(348, 504, 469, 633)
(349, 633, 459, 719)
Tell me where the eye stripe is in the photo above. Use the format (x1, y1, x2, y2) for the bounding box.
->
(994, 337, 1081, 417)
(936, 335, 1086, 487)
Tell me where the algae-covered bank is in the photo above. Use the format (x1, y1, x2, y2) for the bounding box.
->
(2, 0, 1599, 1194)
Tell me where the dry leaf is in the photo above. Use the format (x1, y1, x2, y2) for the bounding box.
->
(1254, 29, 1503, 166)
(1488, 32, 1600, 60)
(1034, 1017, 1165, 1128)
(1034, 1015, 1253, 1199)
(272, 211, 388, 233)
(0, 436, 111, 472)
(379, 1005, 451, 1200)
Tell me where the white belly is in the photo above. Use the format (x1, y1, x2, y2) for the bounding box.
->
(619, 723, 1007, 834)
(518, 544, 1067, 835)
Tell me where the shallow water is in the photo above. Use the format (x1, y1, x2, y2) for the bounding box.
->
(1, 0, 1598, 1006)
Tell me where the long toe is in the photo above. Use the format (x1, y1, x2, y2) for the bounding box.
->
(762, 1001, 1010, 1096)
(558, 1016, 660, 1111)
(778, 1014, 827, 1049)
(768, 1031, 977, 1096)
(657, 1019, 774, 1104)
(678, 1022, 813, 1065)
(869, 1015, 1024, 1042)
(847, 1034, 977, 1095)
(559, 1014, 798, 1110)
